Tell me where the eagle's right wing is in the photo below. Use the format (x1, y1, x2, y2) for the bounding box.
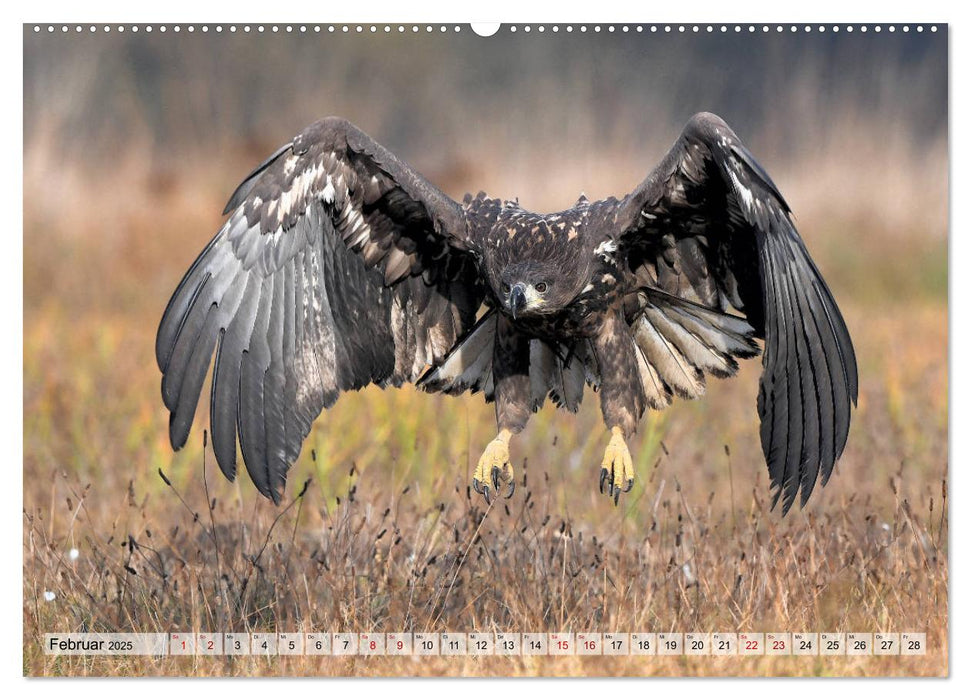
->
(156, 118, 487, 503)
(613, 112, 858, 514)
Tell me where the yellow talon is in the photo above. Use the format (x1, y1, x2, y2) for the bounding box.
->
(599, 426, 634, 505)
(473, 429, 515, 503)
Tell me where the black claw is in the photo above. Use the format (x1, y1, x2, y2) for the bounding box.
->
(491, 466, 501, 492)
(505, 480, 515, 499)
(624, 478, 634, 493)
(472, 478, 483, 495)
(599, 468, 609, 495)
(483, 485, 492, 505)
(613, 488, 620, 506)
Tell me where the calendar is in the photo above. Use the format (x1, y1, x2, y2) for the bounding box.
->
(45, 632, 928, 657)
(23, 14, 949, 682)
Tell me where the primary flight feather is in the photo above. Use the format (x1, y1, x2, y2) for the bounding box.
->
(157, 113, 857, 513)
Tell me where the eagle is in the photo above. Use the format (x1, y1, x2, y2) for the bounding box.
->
(156, 112, 857, 514)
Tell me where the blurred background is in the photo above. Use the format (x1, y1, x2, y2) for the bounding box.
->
(23, 25, 948, 675)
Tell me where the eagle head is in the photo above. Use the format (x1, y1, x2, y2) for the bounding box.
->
(484, 210, 595, 319)
(495, 261, 551, 319)
(494, 255, 589, 320)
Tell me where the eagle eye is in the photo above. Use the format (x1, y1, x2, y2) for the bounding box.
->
(535, 282, 549, 293)
(501, 282, 511, 294)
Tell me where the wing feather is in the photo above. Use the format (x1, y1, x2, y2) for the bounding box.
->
(157, 118, 487, 502)
(632, 340, 672, 411)
(209, 272, 261, 480)
(616, 112, 857, 513)
(632, 316, 706, 398)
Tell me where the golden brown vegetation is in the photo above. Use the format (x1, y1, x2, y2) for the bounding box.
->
(23, 28, 947, 676)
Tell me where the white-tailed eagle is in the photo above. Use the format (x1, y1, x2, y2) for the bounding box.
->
(156, 113, 857, 514)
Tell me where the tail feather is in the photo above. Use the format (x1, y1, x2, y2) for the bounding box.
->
(553, 348, 585, 412)
(420, 313, 595, 412)
(528, 340, 557, 411)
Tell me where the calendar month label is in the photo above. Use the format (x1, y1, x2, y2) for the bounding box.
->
(44, 633, 167, 656)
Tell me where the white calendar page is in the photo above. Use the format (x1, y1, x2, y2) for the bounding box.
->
(20, 6, 949, 681)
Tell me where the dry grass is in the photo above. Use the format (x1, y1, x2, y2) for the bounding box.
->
(23, 446, 948, 677)
(22, 160, 948, 676)
(22, 30, 948, 676)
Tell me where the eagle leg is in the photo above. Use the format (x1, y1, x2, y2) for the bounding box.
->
(473, 314, 528, 504)
(599, 426, 634, 506)
(472, 429, 515, 504)
(592, 313, 642, 505)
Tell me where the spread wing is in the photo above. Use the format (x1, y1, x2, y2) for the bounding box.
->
(614, 112, 858, 513)
(156, 118, 486, 503)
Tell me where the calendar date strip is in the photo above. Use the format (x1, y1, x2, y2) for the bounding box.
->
(44, 632, 927, 657)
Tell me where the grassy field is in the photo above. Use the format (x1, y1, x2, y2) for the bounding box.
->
(22, 29, 948, 677)
(22, 157, 948, 677)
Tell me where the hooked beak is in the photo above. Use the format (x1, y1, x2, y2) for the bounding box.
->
(510, 284, 527, 320)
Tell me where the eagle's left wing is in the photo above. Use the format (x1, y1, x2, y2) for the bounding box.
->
(613, 112, 858, 513)
(156, 118, 486, 502)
